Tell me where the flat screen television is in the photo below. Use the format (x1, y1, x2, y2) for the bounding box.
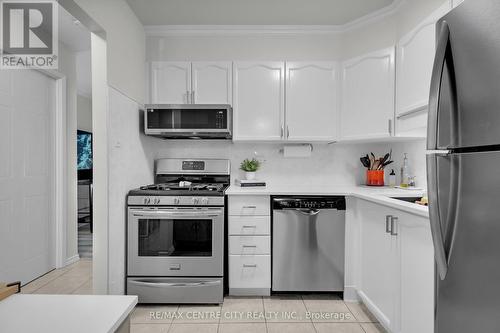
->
(77, 130, 92, 180)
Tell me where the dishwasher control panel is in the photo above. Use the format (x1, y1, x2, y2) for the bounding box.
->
(272, 196, 346, 210)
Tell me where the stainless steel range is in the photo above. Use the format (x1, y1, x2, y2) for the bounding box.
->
(126, 158, 230, 304)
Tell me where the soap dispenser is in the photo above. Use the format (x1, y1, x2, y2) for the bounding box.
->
(389, 169, 396, 187)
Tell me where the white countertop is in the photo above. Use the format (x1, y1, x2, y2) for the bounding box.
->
(226, 184, 428, 218)
(0, 294, 137, 333)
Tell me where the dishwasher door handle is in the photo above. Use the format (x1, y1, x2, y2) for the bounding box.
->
(285, 208, 322, 216)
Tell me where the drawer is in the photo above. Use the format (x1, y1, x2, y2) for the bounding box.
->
(228, 196, 270, 216)
(229, 255, 270, 289)
(229, 216, 270, 235)
(229, 236, 270, 255)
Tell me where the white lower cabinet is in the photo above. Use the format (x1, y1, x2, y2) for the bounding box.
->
(355, 199, 434, 333)
(228, 195, 271, 296)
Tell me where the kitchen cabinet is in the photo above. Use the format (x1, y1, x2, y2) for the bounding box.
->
(340, 47, 395, 141)
(149, 61, 232, 104)
(354, 199, 434, 333)
(285, 62, 339, 141)
(233, 62, 285, 141)
(228, 195, 271, 296)
(395, 3, 452, 137)
(150, 61, 191, 104)
(192, 61, 232, 104)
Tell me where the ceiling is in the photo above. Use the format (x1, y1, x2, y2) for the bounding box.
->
(126, 0, 396, 26)
(59, 5, 91, 52)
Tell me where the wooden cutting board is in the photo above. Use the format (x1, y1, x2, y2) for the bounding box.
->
(0, 282, 21, 301)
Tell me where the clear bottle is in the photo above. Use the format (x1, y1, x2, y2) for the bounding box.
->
(389, 169, 396, 187)
(400, 153, 410, 188)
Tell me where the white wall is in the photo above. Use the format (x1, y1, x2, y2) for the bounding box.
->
(58, 42, 79, 264)
(77, 94, 92, 132)
(75, 0, 146, 104)
(108, 87, 155, 294)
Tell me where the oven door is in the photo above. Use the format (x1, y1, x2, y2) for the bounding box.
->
(127, 207, 224, 276)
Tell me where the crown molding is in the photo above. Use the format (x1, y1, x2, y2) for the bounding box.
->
(145, 0, 406, 37)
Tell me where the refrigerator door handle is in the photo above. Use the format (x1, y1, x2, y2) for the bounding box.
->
(427, 21, 450, 150)
(427, 153, 449, 280)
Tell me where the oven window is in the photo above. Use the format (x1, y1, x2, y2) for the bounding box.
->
(138, 219, 213, 257)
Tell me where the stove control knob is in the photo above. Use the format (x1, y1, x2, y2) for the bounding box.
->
(201, 197, 209, 205)
(192, 197, 200, 205)
(173, 197, 181, 205)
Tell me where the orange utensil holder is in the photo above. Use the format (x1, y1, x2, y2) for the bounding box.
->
(366, 170, 385, 186)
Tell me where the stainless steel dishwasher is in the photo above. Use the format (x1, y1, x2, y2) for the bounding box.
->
(272, 196, 346, 292)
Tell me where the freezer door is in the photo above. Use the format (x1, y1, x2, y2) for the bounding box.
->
(428, 0, 500, 150)
(429, 151, 500, 333)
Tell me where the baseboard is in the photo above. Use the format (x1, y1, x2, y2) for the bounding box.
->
(65, 254, 80, 266)
(343, 286, 360, 302)
(357, 290, 391, 331)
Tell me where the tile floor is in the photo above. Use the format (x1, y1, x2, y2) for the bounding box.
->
(21, 260, 387, 333)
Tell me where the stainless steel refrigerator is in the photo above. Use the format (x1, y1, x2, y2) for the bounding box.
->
(427, 0, 500, 332)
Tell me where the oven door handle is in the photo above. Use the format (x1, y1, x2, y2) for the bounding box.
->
(128, 280, 222, 288)
(132, 210, 223, 218)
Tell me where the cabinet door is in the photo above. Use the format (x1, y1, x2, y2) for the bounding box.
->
(285, 62, 338, 141)
(233, 62, 285, 141)
(358, 200, 397, 330)
(150, 61, 191, 104)
(396, 212, 434, 333)
(395, 3, 452, 137)
(341, 48, 395, 141)
(192, 61, 232, 104)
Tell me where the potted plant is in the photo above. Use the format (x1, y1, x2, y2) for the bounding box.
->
(240, 158, 261, 180)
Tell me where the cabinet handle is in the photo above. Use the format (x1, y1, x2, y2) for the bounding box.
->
(388, 119, 393, 135)
(192, 91, 195, 103)
(242, 205, 257, 209)
(186, 90, 190, 103)
(281, 126, 284, 138)
(242, 245, 257, 248)
(287, 126, 290, 139)
(243, 264, 257, 268)
(242, 225, 257, 228)
(390, 216, 398, 236)
(385, 215, 393, 234)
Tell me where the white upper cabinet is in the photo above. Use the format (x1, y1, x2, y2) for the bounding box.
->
(192, 61, 232, 104)
(150, 61, 191, 104)
(395, 2, 452, 137)
(233, 62, 285, 141)
(341, 47, 395, 141)
(285, 62, 338, 142)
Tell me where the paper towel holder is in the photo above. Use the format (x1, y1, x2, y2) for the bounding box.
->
(279, 143, 314, 155)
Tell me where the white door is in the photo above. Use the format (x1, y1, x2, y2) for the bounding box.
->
(395, 2, 451, 137)
(0, 69, 56, 285)
(233, 62, 285, 141)
(396, 212, 434, 333)
(341, 47, 395, 141)
(192, 61, 232, 104)
(285, 62, 338, 141)
(358, 200, 397, 331)
(150, 61, 191, 104)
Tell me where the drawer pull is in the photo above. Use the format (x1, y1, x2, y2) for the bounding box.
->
(242, 225, 257, 228)
(243, 264, 257, 268)
(242, 205, 257, 209)
(242, 245, 257, 248)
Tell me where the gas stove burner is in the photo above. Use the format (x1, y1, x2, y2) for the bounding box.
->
(139, 183, 224, 192)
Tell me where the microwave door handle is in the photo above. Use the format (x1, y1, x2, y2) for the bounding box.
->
(428, 21, 450, 150)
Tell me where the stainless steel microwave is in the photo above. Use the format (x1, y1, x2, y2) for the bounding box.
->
(144, 104, 232, 139)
